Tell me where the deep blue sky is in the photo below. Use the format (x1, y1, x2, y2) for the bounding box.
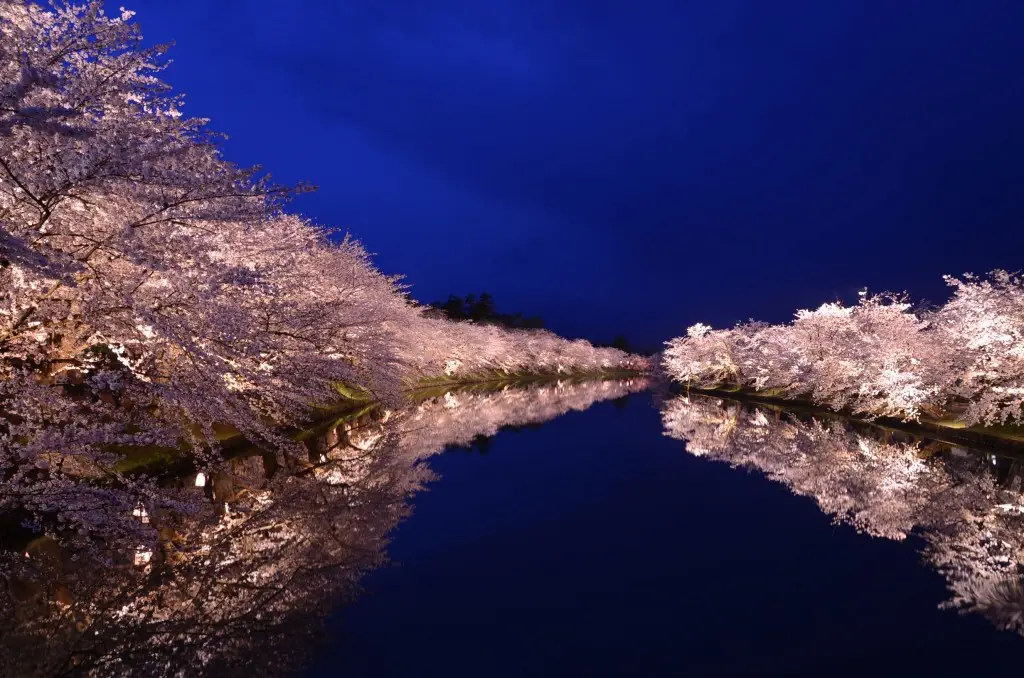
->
(119, 0, 1024, 347)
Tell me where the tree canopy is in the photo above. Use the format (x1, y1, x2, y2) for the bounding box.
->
(428, 292, 545, 329)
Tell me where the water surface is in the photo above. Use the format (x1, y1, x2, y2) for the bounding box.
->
(307, 393, 1024, 677)
(10, 381, 1024, 676)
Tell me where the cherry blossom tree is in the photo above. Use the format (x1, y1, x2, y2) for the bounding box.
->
(663, 274, 1024, 424)
(0, 0, 647, 572)
(933, 271, 1024, 425)
(0, 6, 650, 672)
(393, 315, 646, 383)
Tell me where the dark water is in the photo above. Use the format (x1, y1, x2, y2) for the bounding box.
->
(11, 382, 1024, 676)
(306, 394, 1024, 677)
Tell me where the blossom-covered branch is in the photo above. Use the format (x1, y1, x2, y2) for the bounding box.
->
(0, 0, 646, 555)
(663, 272, 1024, 425)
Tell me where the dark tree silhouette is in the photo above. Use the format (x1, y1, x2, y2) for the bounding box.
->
(429, 292, 545, 330)
(610, 335, 632, 352)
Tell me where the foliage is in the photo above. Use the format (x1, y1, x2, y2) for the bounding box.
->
(663, 274, 1024, 425)
(427, 292, 544, 329)
(0, 0, 647, 564)
(392, 315, 648, 382)
(0, 14, 651, 672)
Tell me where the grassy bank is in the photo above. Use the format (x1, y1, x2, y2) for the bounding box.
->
(681, 384, 1024, 453)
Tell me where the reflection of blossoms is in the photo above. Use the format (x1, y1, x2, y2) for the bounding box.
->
(395, 378, 648, 462)
(660, 395, 740, 457)
(661, 395, 939, 539)
(927, 497, 1024, 634)
(0, 379, 641, 676)
(940, 576, 1024, 634)
(661, 394, 1024, 635)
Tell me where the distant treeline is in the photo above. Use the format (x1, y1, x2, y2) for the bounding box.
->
(426, 293, 545, 330)
(426, 293, 653, 355)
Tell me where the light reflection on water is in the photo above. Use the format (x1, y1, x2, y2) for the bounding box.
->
(0, 378, 646, 677)
(661, 393, 1024, 637)
(9, 380, 1024, 676)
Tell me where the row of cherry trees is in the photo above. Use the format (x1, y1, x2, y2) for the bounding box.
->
(663, 272, 1024, 424)
(0, 0, 642, 536)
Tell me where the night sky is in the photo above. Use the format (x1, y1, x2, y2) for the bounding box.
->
(120, 1, 1024, 347)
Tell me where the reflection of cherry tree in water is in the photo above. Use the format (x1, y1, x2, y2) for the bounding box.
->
(392, 378, 647, 462)
(661, 394, 1024, 636)
(0, 379, 645, 676)
(0, 430, 421, 676)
